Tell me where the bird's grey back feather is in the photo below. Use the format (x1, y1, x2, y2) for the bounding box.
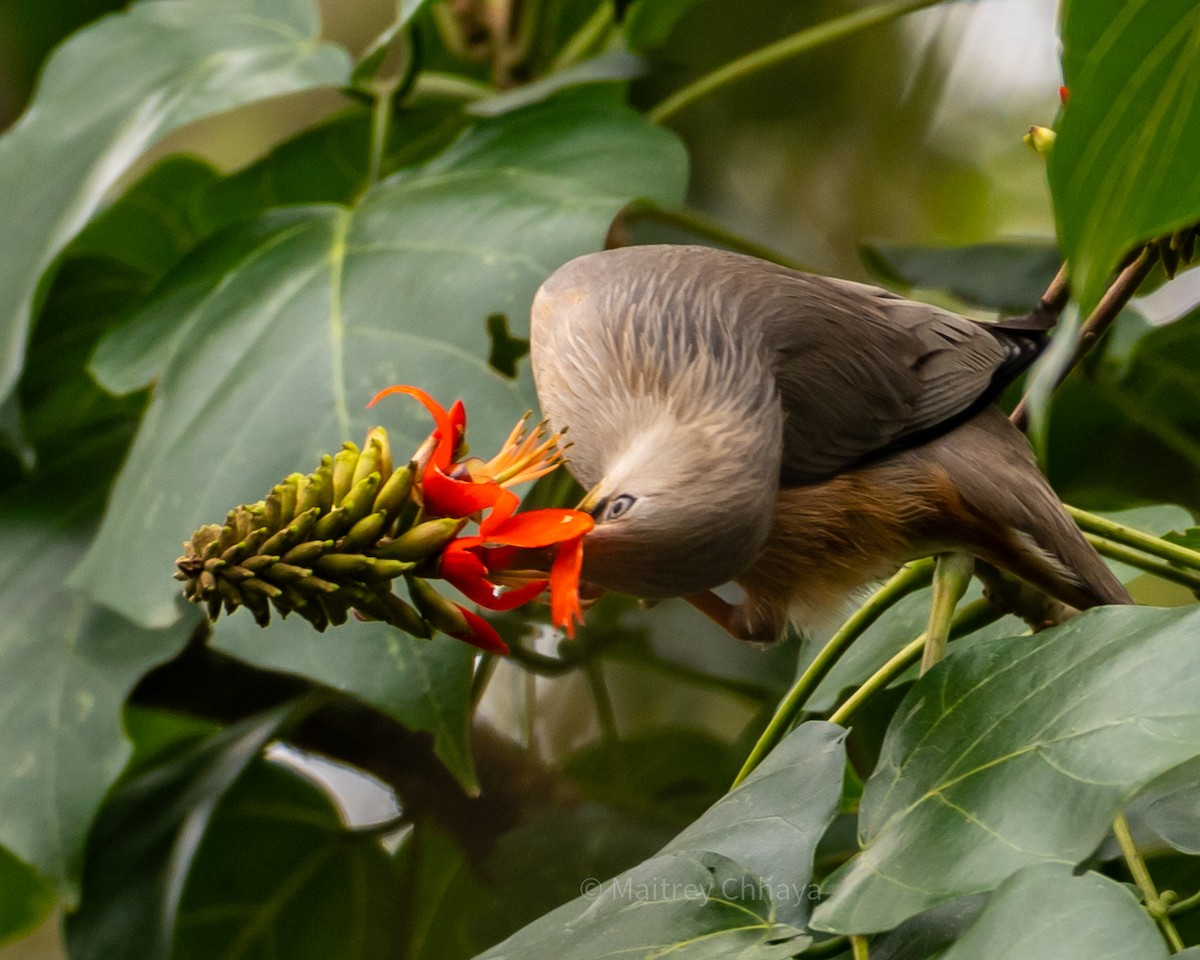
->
(535, 245, 1041, 486)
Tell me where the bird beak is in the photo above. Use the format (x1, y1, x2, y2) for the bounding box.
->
(576, 484, 604, 518)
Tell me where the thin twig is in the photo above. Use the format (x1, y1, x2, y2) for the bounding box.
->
(1011, 247, 1158, 430)
(828, 598, 1000, 726)
(1113, 811, 1187, 952)
(549, 1, 614, 72)
(607, 200, 809, 270)
(1085, 536, 1200, 593)
(731, 561, 934, 787)
(649, 0, 952, 123)
(1168, 887, 1200, 918)
(1069, 506, 1200, 573)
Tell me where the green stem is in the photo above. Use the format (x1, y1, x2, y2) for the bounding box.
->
(1168, 887, 1200, 918)
(850, 934, 870, 960)
(1011, 249, 1157, 431)
(649, 0, 952, 123)
(616, 200, 810, 270)
(411, 71, 495, 102)
(1085, 535, 1200, 593)
(1113, 811, 1187, 952)
(585, 658, 620, 743)
(1070, 507, 1200, 573)
(470, 652, 499, 709)
(921, 553, 973, 675)
(550, 1, 615, 71)
(367, 82, 395, 185)
(731, 561, 934, 787)
(802, 936, 850, 957)
(829, 598, 1000, 726)
(507, 639, 579, 675)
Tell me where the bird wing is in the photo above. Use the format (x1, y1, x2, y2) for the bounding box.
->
(531, 244, 1044, 487)
(744, 265, 1041, 484)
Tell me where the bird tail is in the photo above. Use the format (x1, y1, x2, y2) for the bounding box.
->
(928, 408, 1132, 609)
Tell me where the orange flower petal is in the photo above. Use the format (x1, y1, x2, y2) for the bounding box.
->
(367, 385, 455, 472)
(483, 509, 594, 548)
(479, 488, 520, 535)
(550, 534, 587, 637)
(424, 468, 503, 518)
(440, 540, 548, 610)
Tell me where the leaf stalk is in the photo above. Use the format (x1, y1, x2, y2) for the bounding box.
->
(648, 0, 952, 124)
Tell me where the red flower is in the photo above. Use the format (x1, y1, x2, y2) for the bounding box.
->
(367, 385, 594, 642)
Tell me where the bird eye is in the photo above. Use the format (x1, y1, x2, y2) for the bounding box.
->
(604, 494, 636, 521)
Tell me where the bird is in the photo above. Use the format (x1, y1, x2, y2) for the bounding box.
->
(528, 244, 1130, 643)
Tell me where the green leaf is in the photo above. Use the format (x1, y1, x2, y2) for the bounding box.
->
(172, 759, 402, 960)
(64, 699, 318, 960)
(938, 865, 1168, 960)
(396, 821, 496, 960)
(0, 848, 56, 947)
(483, 851, 809, 960)
(0, 0, 351, 408)
(860, 241, 1061, 313)
(868, 894, 987, 960)
(479, 805, 677, 947)
(73, 94, 687, 628)
(467, 53, 644, 117)
(1046, 305, 1200, 511)
(813, 604, 1200, 934)
(1137, 756, 1200, 855)
(477, 722, 845, 957)
(213, 615, 480, 792)
(1049, 2, 1200, 314)
(65, 104, 465, 296)
(623, 0, 709, 51)
(16, 257, 151, 471)
(68, 157, 223, 278)
(0, 477, 182, 895)
(564, 728, 741, 825)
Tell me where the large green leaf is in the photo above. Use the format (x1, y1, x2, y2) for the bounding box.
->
(1136, 756, 1200, 855)
(563, 728, 741, 825)
(395, 820, 496, 960)
(1047, 306, 1200, 511)
(0, 848, 55, 947)
(938, 865, 1168, 960)
(1049, 1, 1200, 314)
(74, 95, 687, 628)
(476, 722, 845, 958)
(813, 604, 1200, 934)
(15, 256, 151, 471)
(212, 614, 479, 791)
(172, 759, 402, 960)
(860, 241, 1061, 313)
(0, 0, 350, 408)
(68, 157, 224, 279)
(623, 0, 711, 51)
(0, 481, 182, 896)
(64, 700, 316, 960)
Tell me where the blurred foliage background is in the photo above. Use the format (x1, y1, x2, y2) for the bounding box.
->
(3, 0, 1200, 958)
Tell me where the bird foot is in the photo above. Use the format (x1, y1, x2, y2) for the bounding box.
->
(684, 590, 781, 645)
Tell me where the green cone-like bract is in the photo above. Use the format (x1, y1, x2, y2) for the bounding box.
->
(175, 427, 465, 637)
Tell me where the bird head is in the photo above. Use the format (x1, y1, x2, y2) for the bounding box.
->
(530, 247, 783, 600)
